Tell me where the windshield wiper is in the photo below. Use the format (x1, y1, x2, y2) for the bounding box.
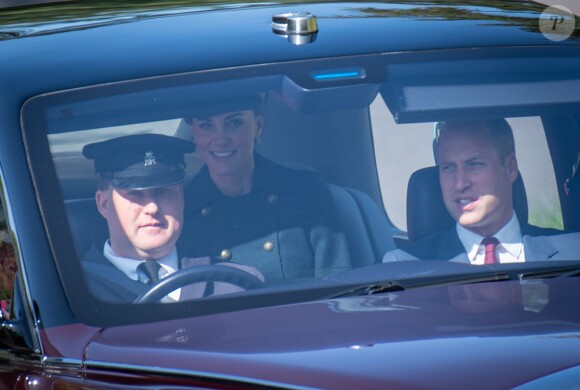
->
(327, 271, 510, 299)
(508, 264, 580, 280)
(330, 281, 405, 298)
(561, 268, 580, 277)
(327, 263, 580, 300)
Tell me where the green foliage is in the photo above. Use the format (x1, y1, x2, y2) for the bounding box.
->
(0, 242, 16, 303)
(529, 208, 564, 231)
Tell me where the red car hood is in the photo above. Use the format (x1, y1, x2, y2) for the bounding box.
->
(81, 277, 580, 389)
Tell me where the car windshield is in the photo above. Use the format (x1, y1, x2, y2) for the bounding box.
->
(21, 50, 580, 327)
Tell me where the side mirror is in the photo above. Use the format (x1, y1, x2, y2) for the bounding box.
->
(0, 318, 33, 352)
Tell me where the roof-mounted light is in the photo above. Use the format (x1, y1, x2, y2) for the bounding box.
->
(271, 12, 318, 45)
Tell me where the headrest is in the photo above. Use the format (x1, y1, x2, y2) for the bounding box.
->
(406, 166, 528, 242)
(65, 199, 108, 256)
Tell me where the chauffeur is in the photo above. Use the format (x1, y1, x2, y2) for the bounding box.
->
(81, 133, 264, 303)
(179, 95, 352, 281)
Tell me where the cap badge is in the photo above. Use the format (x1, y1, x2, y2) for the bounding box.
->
(144, 151, 157, 167)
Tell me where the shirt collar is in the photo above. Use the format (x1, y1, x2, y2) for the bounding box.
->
(456, 212, 523, 262)
(103, 240, 179, 280)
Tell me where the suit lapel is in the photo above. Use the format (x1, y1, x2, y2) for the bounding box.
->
(520, 223, 560, 261)
(523, 235, 559, 261)
(83, 243, 148, 301)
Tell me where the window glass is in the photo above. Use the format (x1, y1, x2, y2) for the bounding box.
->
(24, 68, 387, 324)
(19, 51, 580, 327)
(509, 117, 563, 230)
(371, 96, 564, 232)
(48, 119, 203, 198)
(370, 95, 435, 230)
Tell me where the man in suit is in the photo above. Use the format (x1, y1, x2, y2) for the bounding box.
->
(80, 133, 264, 303)
(383, 118, 580, 263)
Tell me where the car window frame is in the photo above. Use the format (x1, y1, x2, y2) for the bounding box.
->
(19, 47, 580, 327)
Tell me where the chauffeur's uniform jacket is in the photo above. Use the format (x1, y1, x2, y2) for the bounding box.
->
(178, 154, 352, 281)
(81, 242, 264, 302)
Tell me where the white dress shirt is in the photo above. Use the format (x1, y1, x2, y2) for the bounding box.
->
(103, 241, 181, 300)
(456, 212, 526, 265)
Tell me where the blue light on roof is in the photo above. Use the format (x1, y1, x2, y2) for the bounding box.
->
(310, 68, 366, 82)
(313, 71, 359, 80)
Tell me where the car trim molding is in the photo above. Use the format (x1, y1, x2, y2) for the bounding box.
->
(0, 163, 42, 354)
(42, 356, 83, 369)
(83, 360, 314, 389)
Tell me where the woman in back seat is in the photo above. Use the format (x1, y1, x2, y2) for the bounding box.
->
(178, 94, 352, 281)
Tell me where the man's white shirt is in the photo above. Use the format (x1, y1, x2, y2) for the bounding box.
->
(456, 211, 525, 265)
(103, 241, 181, 300)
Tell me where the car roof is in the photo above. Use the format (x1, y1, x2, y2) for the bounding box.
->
(1, 1, 578, 98)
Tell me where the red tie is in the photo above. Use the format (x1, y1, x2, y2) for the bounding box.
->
(481, 237, 500, 264)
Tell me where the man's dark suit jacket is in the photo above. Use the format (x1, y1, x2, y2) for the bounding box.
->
(383, 224, 580, 262)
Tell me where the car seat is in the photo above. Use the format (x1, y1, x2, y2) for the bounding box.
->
(65, 198, 108, 257)
(327, 184, 397, 267)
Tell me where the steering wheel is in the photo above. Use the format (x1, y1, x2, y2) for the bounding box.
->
(134, 264, 265, 303)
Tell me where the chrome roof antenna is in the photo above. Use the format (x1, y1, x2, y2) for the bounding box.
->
(271, 12, 318, 45)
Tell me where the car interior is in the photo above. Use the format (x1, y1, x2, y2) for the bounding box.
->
(17, 51, 580, 313)
(40, 69, 402, 275)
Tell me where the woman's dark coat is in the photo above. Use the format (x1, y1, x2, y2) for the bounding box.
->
(178, 154, 352, 281)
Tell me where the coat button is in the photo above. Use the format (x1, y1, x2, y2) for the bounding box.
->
(201, 207, 212, 217)
(268, 194, 279, 204)
(220, 249, 232, 260)
(263, 241, 274, 252)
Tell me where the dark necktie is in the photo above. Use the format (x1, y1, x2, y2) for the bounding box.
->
(137, 260, 161, 284)
(481, 237, 500, 264)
